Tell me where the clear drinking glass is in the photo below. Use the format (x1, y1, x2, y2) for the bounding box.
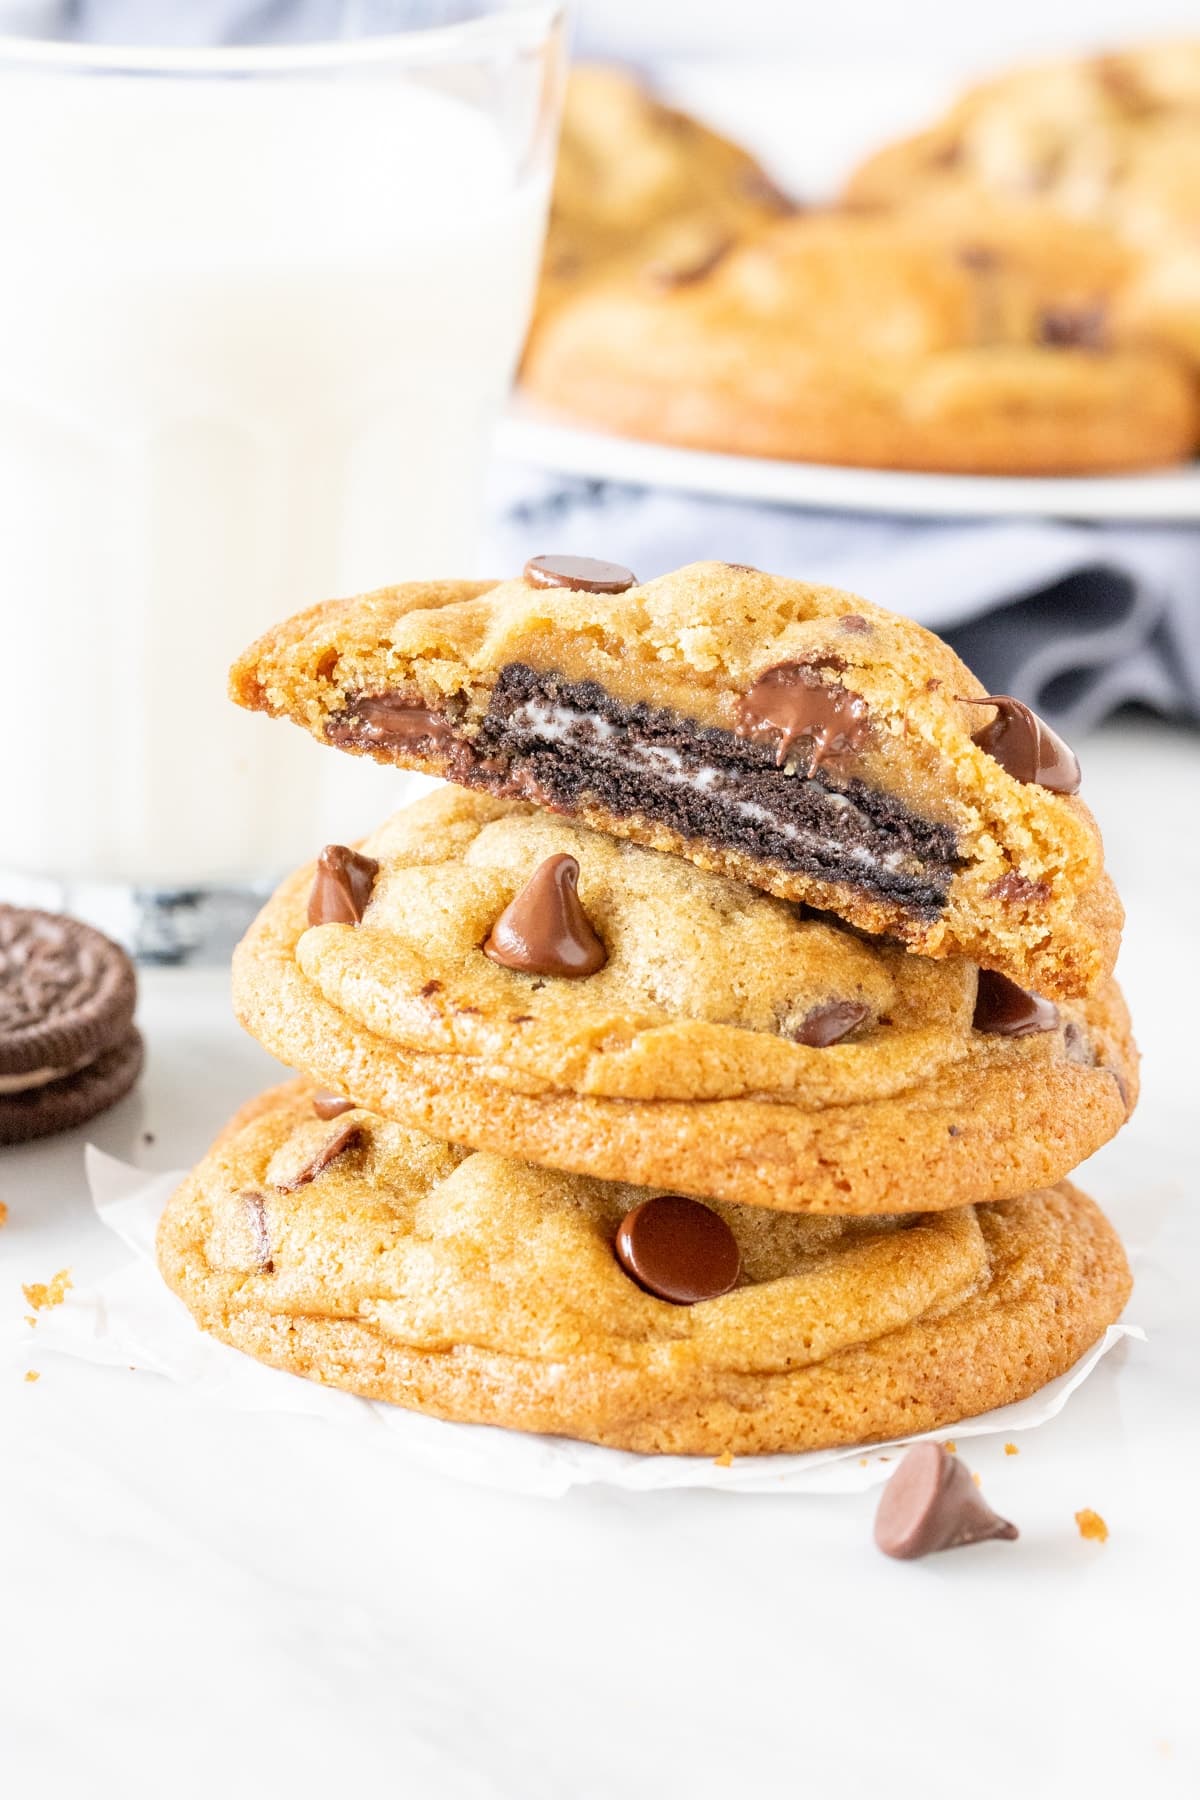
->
(0, 2, 565, 958)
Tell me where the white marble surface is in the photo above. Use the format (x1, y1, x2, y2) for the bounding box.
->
(2, 722, 1198, 1798)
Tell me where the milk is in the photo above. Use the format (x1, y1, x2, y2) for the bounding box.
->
(0, 72, 549, 886)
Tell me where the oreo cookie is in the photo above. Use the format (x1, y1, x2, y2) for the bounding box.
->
(0, 906, 143, 1144)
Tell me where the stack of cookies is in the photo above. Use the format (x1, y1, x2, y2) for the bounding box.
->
(158, 558, 1135, 1457)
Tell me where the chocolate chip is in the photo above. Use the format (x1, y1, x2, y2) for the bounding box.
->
(740, 169, 797, 214)
(736, 663, 871, 772)
(1106, 1065, 1131, 1110)
(791, 1000, 870, 1047)
(615, 1194, 741, 1305)
(325, 694, 454, 751)
(988, 871, 1051, 907)
(307, 845, 380, 927)
(961, 694, 1081, 794)
(274, 1118, 363, 1192)
(958, 244, 1002, 272)
(838, 614, 871, 635)
(1038, 303, 1107, 350)
(973, 969, 1059, 1036)
(875, 1443, 1018, 1560)
(483, 854, 607, 978)
(241, 1191, 274, 1273)
(523, 555, 637, 595)
(647, 239, 732, 288)
(312, 1090, 356, 1120)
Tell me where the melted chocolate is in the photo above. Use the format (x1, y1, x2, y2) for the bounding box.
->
(615, 1194, 741, 1305)
(483, 854, 607, 978)
(875, 1443, 1019, 1560)
(736, 663, 871, 772)
(326, 695, 453, 752)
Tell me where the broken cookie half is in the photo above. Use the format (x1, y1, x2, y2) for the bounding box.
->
(230, 558, 1120, 999)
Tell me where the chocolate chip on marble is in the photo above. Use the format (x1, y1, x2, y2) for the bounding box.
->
(615, 1194, 742, 1305)
(274, 1118, 363, 1192)
(791, 1000, 870, 1047)
(961, 694, 1081, 794)
(483, 854, 607, 978)
(875, 1443, 1018, 1560)
(973, 970, 1059, 1037)
(523, 555, 637, 595)
(307, 845, 380, 927)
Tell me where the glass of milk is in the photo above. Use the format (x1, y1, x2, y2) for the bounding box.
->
(0, 3, 564, 958)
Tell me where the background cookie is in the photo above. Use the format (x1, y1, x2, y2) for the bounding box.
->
(158, 1079, 1132, 1457)
(231, 789, 1135, 1215)
(523, 210, 1198, 474)
(536, 63, 792, 334)
(0, 906, 143, 1144)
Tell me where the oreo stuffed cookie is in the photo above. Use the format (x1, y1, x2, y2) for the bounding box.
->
(0, 906, 143, 1144)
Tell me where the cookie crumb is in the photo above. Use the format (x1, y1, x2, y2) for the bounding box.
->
(972, 1470, 982, 1487)
(0, 1200, 7, 1227)
(1004, 1443, 1019, 1456)
(713, 1451, 734, 1468)
(943, 1440, 956, 1453)
(859, 1458, 869, 1467)
(24, 1370, 40, 1383)
(22, 1268, 72, 1311)
(24, 1316, 36, 1329)
(1075, 1507, 1108, 1543)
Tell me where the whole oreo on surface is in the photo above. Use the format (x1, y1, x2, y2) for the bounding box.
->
(0, 905, 143, 1144)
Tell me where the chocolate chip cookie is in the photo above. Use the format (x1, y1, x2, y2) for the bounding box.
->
(844, 40, 1200, 371)
(537, 64, 792, 334)
(522, 209, 1198, 473)
(157, 1079, 1132, 1457)
(229, 789, 1134, 1215)
(0, 906, 143, 1144)
(230, 559, 1121, 999)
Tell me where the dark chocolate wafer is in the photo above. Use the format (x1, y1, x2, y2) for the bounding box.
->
(0, 907, 143, 1144)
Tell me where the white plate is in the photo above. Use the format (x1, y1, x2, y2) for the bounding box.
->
(498, 407, 1200, 523)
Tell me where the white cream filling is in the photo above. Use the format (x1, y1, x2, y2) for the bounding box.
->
(508, 698, 924, 880)
(0, 1064, 74, 1094)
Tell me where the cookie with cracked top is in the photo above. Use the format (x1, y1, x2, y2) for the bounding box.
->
(230, 559, 1122, 999)
(229, 789, 1135, 1215)
(157, 1078, 1132, 1457)
(522, 209, 1198, 474)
